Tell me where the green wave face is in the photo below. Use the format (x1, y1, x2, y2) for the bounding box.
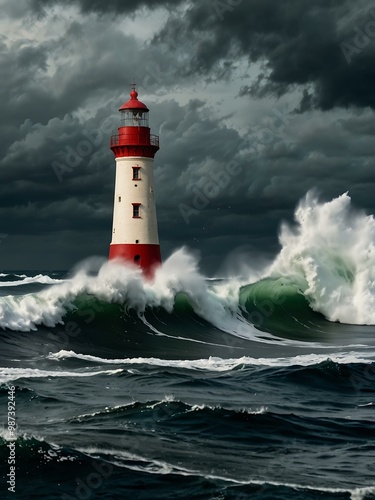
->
(239, 277, 329, 340)
(48, 280, 338, 346)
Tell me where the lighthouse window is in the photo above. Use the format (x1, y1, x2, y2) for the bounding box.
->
(132, 167, 140, 180)
(132, 204, 141, 218)
(121, 110, 149, 128)
(118, 196, 121, 202)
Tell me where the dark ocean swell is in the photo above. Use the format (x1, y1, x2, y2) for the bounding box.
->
(1, 254, 375, 499)
(1, 355, 375, 500)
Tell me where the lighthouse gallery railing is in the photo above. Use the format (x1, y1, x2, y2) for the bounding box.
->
(110, 134, 159, 148)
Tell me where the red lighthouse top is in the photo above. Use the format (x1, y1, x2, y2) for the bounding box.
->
(110, 83, 159, 159)
(119, 85, 149, 112)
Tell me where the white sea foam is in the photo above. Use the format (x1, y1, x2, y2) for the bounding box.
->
(1, 193, 375, 331)
(351, 488, 375, 500)
(188, 403, 267, 415)
(48, 349, 374, 370)
(71, 445, 375, 499)
(0, 274, 64, 287)
(146, 395, 175, 409)
(269, 192, 375, 325)
(0, 249, 247, 336)
(71, 397, 266, 420)
(0, 367, 123, 385)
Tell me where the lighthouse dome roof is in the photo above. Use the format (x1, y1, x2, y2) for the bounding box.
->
(119, 88, 149, 112)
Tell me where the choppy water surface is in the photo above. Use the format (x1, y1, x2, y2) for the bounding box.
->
(1, 194, 375, 499)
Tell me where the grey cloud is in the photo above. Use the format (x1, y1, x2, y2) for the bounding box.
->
(1, 0, 375, 272)
(29, 0, 186, 16)
(154, 0, 375, 111)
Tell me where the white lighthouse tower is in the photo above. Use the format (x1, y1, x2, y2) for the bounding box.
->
(109, 84, 161, 276)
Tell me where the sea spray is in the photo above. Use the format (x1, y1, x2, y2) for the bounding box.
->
(0, 248, 241, 333)
(2, 193, 375, 332)
(269, 192, 375, 324)
(0, 274, 63, 287)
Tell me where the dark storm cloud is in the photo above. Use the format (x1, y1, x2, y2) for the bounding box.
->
(3, 86, 375, 271)
(0, 37, 51, 131)
(0, 107, 116, 239)
(1, 0, 375, 272)
(0, 5, 184, 268)
(0, 23, 147, 130)
(0, 15, 175, 201)
(29, 0, 186, 16)
(21, 0, 375, 111)
(153, 0, 375, 111)
(155, 100, 375, 272)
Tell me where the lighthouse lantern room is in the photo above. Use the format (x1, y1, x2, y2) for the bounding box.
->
(109, 84, 161, 275)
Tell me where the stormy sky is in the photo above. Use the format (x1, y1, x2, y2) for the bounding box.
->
(0, 0, 375, 273)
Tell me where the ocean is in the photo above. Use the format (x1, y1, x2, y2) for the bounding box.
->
(1, 193, 375, 500)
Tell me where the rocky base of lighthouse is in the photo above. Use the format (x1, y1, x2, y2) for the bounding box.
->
(109, 244, 161, 275)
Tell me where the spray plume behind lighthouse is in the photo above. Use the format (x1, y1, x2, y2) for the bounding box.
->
(109, 84, 161, 276)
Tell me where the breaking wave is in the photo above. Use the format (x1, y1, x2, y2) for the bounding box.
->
(267, 192, 375, 324)
(0, 192, 375, 336)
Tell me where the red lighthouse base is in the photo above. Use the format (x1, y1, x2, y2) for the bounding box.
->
(109, 244, 161, 277)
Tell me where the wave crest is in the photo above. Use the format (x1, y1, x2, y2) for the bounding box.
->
(1, 193, 375, 333)
(0, 249, 241, 333)
(268, 192, 375, 325)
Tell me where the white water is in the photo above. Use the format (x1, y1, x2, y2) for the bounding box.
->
(269, 192, 375, 324)
(0, 367, 123, 385)
(64, 445, 375, 500)
(48, 349, 375, 369)
(0, 274, 63, 287)
(0, 249, 243, 333)
(0, 193, 375, 331)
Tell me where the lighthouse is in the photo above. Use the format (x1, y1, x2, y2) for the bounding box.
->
(109, 84, 161, 275)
